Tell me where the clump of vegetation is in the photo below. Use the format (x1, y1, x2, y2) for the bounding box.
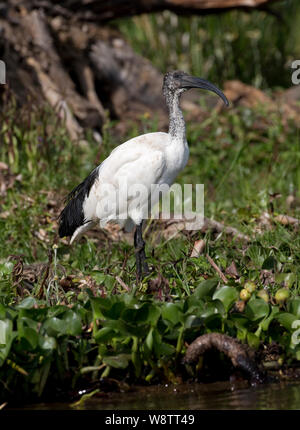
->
(0, 93, 299, 404)
(118, 0, 300, 89)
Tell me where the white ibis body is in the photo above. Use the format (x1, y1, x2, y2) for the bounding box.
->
(59, 71, 229, 278)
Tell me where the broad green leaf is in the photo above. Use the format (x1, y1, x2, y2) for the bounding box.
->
(275, 312, 299, 331)
(0, 261, 14, 275)
(90, 297, 113, 319)
(16, 297, 37, 309)
(288, 298, 300, 317)
(161, 303, 183, 325)
(196, 302, 220, 320)
(247, 332, 260, 349)
(245, 298, 270, 321)
(147, 305, 161, 326)
(212, 286, 239, 313)
(154, 341, 175, 356)
(63, 310, 82, 335)
(184, 315, 202, 329)
(231, 314, 249, 340)
(20, 327, 38, 349)
(193, 278, 218, 300)
(43, 317, 66, 336)
(94, 327, 115, 342)
(121, 303, 150, 323)
(0, 319, 16, 364)
(145, 327, 153, 351)
(103, 354, 130, 369)
(39, 335, 56, 350)
(275, 273, 296, 288)
(260, 306, 280, 331)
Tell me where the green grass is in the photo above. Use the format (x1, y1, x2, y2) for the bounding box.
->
(116, 0, 300, 89)
(0, 95, 300, 404)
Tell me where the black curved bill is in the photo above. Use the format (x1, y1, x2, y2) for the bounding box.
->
(180, 76, 229, 107)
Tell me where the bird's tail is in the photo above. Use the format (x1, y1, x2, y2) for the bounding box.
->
(59, 167, 99, 238)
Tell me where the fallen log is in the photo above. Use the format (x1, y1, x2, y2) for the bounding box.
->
(22, 0, 281, 22)
(184, 332, 265, 384)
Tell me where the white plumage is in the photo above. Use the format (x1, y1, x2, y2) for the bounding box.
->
(75, 132, 189, 242)
(59, 70, 229, 278)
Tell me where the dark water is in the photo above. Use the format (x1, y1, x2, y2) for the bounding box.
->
(15, 380, 300, 410)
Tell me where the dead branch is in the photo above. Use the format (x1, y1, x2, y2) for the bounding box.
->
(206, 254, 228, 283)
(23, 0, 281, 22)
(184, 333, 265, 384)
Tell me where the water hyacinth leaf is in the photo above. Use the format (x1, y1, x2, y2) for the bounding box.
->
(145, 327, 153, 351)
(103, 354, 131, 369)
(204, 313, 223, 330)
(231, 315, 249, 340)
(47, 305, 69, 319)
(0, 319, 16, 364)
(245, 298, 270, 321)
(212, 286, 239, 313)
(16, 297, 37, 309)
(131, 349, 142, 377)
(260, 306, 280, 331)
(193, 278, 219, 300)
(20, 327, 39, 349)
(0, 304, 7, 319)
(152, 330, 175, 356)
(275, 312, 299, 331)
(63, 310, 82, 335)
(104, 302, 126, 320)
(39, 335, 56, 350)
(247, 332, 260, 349)
(147, 305, 161, 326)
(100, 319, 133, 337)
(288, 298, 300, 317)
(155, 342, 175, 356)
(0, 261, 14, 275)
(90, 297, 113, 319)
(197, 302, 220, 320)
(43, 317, 66, 336)
(121, 303, 150, 323)
(184, 295, 205, 312)
(18, 316, 39, 331)
(184, 315, 202, 329)
(276, 273, 296, 288)
(94, 327, 116, 343)
(38, 358, 51, 397)
(161, 303, 183, 325)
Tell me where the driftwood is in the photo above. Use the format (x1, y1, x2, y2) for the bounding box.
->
(0, 0, 298, 144)
(17, 0, 280, 22)
(184, 333, 265, 384)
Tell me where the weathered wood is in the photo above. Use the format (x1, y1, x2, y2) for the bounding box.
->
(0, 0, 292, 144)
(184, 333, 265, 384)
(22, 0, 280, 22)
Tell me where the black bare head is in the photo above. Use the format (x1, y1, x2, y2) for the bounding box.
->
(163, 70, 229, 107)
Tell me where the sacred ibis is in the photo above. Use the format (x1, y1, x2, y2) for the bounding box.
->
(59, 71, 229, 279)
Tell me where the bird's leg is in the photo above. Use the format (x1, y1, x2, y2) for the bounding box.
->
(134, 227, 142, 280)
(134, 223, 149, 279)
